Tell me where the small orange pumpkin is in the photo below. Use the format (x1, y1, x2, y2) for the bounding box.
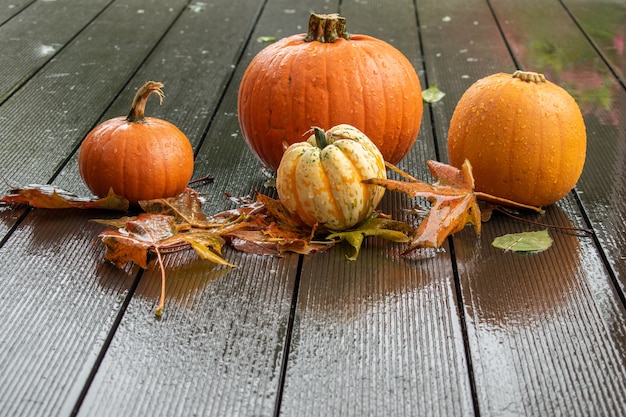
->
(78, 81, 194, 205)
(447, 71, 586, 207)
(238, 13, 423, 171)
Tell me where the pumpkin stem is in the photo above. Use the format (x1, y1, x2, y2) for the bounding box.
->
(126, 81, 165, 123)
(304, 13, 350, 43)
(512, 70, 546, 83)
(313, 127, 328, 149)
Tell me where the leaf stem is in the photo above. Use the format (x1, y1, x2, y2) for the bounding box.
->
(188, 176, 214, 186)
(494, 207, 594, 236)
(385, 161, 419, 182)
(154, 247, 166, 318)
(475, 191, 543, 213)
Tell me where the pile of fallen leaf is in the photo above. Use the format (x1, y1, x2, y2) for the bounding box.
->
(1, 160, 553, 316)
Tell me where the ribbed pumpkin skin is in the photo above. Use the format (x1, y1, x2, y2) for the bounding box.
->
(447, 72, 586, 207)
(276, 125, 386, 230)
(238, 33, 423, 171)
(78, 116, 194, 205)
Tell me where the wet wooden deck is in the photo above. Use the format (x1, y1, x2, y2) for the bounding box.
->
(1, 0, 625, 416)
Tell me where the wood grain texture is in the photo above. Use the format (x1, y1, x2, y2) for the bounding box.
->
(490, 0, 626, 293)
(1, 0, 625, 416)
(0, 0, 34, 25)
(0, 0, 189, 415)
(453, 205, 626, 416)
(0, 210, 138, 417)
(417, 0, 626, 415)
(68, 1, 302, 416)
(0, 0, 113, 102)
(0, 0, 188, 188)
(77, 250, 299, 417)
(562, 0, 626, 84)
(277, 0, 474, 416)
(280, 226, 474, 417)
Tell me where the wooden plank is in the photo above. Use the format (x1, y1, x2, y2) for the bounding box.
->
(65, 1, 304, 416)
(281, 241, 474, 417)
(0, 1, 192, 416)
(561, 0, 625, 83)
(491, 0, 626, 289)
(0, 0, 112, 102)
(0, 209, 140, 417)
(78, 251, 298, 417)
(276, 1, 474, 416)
(454, 200, 626, 417)
(0, 0, 34, 25)
(417, 0, 626, 415)
(0, 0, 187, 188)
(0, 0, 187, 236)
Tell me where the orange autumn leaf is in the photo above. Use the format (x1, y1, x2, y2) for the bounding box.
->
(99, 214, 184, 269)
(364, 159, 482, 252)
(96, 208, 235, 317)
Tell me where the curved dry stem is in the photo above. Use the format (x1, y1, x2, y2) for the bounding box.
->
(154, 246, 166, 318)
(475, 191, 544, 213)
(494, 206, 593, 236)
(384, 161, 419, 182)
(127, 81, 165, 123)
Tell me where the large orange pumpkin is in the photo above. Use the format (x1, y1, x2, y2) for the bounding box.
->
(238, 13, 423, 171)
(447, 71, 586, 207)
(78, 81, 194, 205)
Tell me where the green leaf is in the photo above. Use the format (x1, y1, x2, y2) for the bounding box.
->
(492, 229, 553, 253)
(187, 2, 206, 12)
(326, 217, 411, 260)
(182, 233, 236, 267)
(257, 36, 276, 43)
(422, 85, 446, 103)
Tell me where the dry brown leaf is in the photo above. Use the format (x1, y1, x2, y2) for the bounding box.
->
(0, 185, 128, 211)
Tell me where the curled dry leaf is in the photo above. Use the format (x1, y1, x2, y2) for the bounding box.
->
(94, 190, 238, 317)
(216, 192, 412, 258)
(0, 184, 129, 211)
(222, 192, 333, 256)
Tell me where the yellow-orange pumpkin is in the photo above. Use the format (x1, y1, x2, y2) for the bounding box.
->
(238, 13, 423, 171)
(78, 81, 194, 205)
(447, 71, 586, 207)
